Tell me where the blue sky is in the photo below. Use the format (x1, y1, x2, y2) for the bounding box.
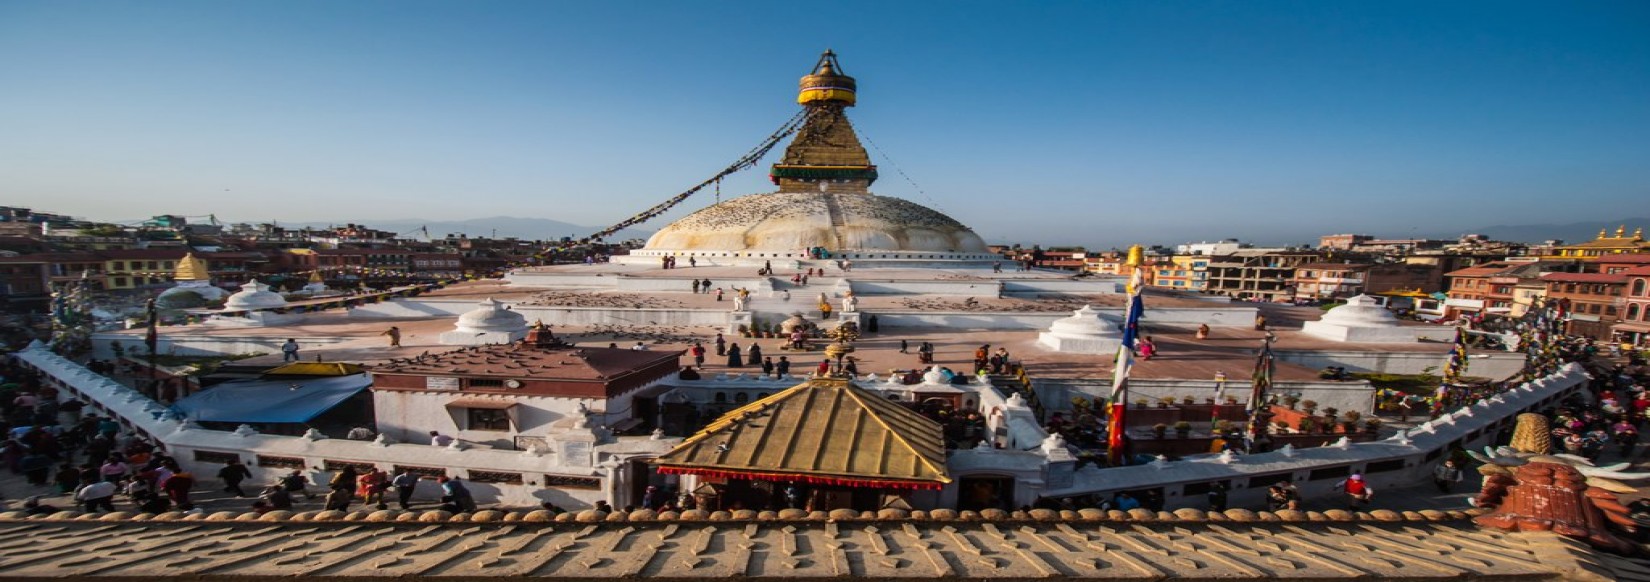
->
(2, 1, 1646, 247)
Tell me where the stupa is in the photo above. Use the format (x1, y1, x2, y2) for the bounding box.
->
(154, 253, 228, 309)
(1302, 294, 1456, 343)
(1036, 305, 1123, 354)
(207, 279, 301, 327)
(439, 298, 530, 345)
(633, 51, 993, 265)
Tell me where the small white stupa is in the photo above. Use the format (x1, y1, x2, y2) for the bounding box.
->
(225, 279, 289, 310)
(1302, 294, 1455, 343)
(300, 270, 330, 296)
(1036, 305, 1122, 354)
(440, 298, 529, 345)
(210, 279, 300, 326)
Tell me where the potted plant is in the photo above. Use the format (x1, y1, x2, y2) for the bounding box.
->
(1363, 418, 1383, 434)
(1224, 395, 1239, 406)
(1341, 411, 1361, 434)
(1152, 423, 1168, 439)
(1300, 400, 1318, 415)
(1297, 417, 1317, 433)
(1274, 420, 1289, 433)
(1213, 419, 1232, 434)
(1204, 397, 1216, 405)
(1283, 395, 1300, 410)
(1134, 397, 1149, 409)
(1157, 396, 1175, 409)
(1173, 421, 1192, 438)
(1181, 395, 1196, 406)
(737, 324, 751, 338)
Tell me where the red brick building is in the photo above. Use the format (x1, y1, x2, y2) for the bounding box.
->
(1615, 266, 1650, 347)
(1542, 272, 1628, 339)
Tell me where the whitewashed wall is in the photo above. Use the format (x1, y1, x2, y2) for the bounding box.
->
(14, 344, 648, 509)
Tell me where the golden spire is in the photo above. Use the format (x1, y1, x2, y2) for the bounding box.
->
(1599, 228, 1608, 239)
(1635, 227, 1644, 240)
(174, 253, 209, 282)
(1617, 225, 1627, 238)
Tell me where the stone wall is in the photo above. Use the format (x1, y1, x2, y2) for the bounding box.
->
(1275, 348, 1526, 379)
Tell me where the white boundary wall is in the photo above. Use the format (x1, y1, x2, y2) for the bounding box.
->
(1041, 364, 1591, 510)
(15, 344, 633, 510)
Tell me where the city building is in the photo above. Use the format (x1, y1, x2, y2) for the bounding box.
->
(1444, 261, 1576, 320)
(1291, 262, 1372, 300)
(1542, 271, 1628, 338)
(1546, 226, 1649, 259)
(1317, 234, 1372, 250)
(1204, 250, 1321, 301)
(368, 325, 682, 450)
(1616, 266, 1650, 348)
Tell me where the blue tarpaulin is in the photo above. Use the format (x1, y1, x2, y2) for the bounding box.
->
(171, 374, 371, 424)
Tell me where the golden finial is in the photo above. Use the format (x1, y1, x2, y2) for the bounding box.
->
(1617, 225, 1627, 238)
(797, 50, 857, 106)
(1599, 228, 1608, 239)
(174, 253, 210, 282)
(1635, 227, 1644, 240)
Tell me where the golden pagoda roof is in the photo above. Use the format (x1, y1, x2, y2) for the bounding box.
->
(654, 378, 950, 489)
(173, 252, 210, 281)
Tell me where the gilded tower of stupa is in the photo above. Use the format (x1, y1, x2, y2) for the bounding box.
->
(640, 51, 991, 261)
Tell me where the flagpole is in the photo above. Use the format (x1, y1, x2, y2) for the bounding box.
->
(1211, 371, 1227, 427)
(1243, 333, 1275, 453)
(1105, 245, 1145, 467)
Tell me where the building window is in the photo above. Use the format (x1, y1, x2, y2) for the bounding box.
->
(113, 277, 127, 287)
(1634, 280, 1647, 297)
(468, 379, 504, 389)
(1606, 306, 1618, 317)
(467, 408, 510, 431)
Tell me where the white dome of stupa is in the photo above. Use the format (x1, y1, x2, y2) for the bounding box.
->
(224, 279, 288, 310)
(454, 298, 528, 333)
(1317, 295, 1400, 328)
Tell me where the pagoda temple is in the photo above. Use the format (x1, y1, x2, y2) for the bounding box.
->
(654, 377, 950, 511)
(637, 51, 992, 264)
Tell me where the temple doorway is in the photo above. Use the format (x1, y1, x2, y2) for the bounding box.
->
(957, 475, 1014, 511)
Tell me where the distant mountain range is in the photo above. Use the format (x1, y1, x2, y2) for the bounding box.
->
(274, 216, 655, 242)
(1450, 218, 1650, 245)
(253, 216, 1640, 248)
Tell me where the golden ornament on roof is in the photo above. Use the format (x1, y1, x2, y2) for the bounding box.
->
(798, 49, 857, 106)
(173, 253, 210, 282)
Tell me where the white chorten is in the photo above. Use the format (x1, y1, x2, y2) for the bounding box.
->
(207, 279, 300, 327)
(1302, 294, 1455, 343)
(224, 279, 288, 310)
(1036, 305, 1122, 354)
(440, 298, 529, 345)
